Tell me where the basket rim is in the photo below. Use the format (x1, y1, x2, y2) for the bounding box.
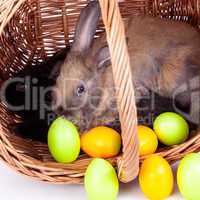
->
(0, 123, 200, 184)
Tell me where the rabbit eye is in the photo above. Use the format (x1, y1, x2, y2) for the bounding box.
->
(76, 84, 85, 96)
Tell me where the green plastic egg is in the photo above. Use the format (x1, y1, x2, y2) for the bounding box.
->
(48, 117, 80, 163)
(153, 112, 189, 146)
(177, 153, 200, 200)
(84, 158, 119, 200)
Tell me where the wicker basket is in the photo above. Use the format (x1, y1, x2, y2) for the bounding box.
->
(0, 0, 200, 184)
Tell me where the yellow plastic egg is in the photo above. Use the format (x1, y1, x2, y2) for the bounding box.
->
(139, 155, 174, 200)
(138, 125, 158, 156)
(81, 126, 121, 158)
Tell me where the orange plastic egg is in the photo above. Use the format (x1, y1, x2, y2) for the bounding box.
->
(138, 125, 158, 156)
(139, 155, 174, 200)
(81, 126, 121, 158)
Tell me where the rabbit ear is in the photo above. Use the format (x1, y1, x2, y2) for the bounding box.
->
(72, 1, 100, 54)
(94, 37, 130, 70)
(95, 46, 111, 70)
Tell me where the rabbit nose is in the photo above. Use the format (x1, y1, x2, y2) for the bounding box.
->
(56, 106, 65, 115)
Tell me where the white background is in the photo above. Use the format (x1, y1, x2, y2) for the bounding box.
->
(0, 162, 183, 200)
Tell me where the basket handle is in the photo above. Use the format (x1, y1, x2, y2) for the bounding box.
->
(98, 0, 139, 182)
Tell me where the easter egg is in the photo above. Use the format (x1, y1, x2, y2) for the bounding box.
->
(138, 125, 158, 156)
(153, 112, 189, 146)
(139, 155, 174, 200)
(48, 117, 80, 163)
(84, 158, 119, 200)
(81, 126, 121, 158)
(177, 153, 200, 200)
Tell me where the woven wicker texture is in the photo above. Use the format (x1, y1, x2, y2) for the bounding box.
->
(0, 0, 200, 184)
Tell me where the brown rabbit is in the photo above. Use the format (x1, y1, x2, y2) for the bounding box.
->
(53, 1, 200, 132)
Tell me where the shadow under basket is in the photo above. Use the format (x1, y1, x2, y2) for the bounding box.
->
(0, 0, 200, 184)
